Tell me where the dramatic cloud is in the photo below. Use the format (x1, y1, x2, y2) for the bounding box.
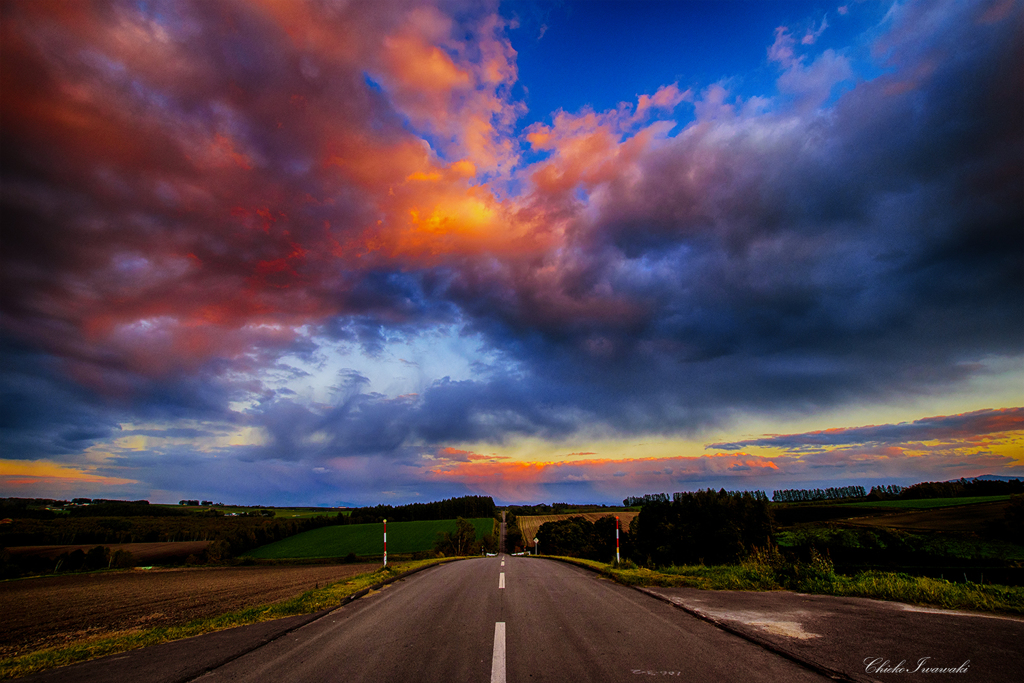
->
(1, 0, 1021, 504)
(709, 408, 1024, 452)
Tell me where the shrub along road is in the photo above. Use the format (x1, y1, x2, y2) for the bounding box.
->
(15, 557, 1024, 682)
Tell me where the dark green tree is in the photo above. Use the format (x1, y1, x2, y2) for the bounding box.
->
(433, 517, 480, 556)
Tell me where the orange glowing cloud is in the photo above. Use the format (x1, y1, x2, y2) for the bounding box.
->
(635, 83, 692, 117)
(366, 7, 522, 175)
(0, 0, 596, 389)
(0, 460, 137, 487)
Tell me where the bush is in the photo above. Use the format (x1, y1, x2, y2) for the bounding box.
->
(205, 540, 232, 563)
(1005, 495, 1024, 543)
(110, 549, 135, 569)
(737, 544, 838, 592)
(84, 546, 110, 570)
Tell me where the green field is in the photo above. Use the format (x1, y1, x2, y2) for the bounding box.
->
(243, 518, 494, 559)
(838, 495, 1011, 510)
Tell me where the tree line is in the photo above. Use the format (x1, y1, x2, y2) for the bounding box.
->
(341, 495, 495, 524)
(867, 485, 903, 499)
(625, 489, 769, 508)
(772, 486, 866, 503)
(898, 478, 1022, 499)
(622, 493, 670, 507)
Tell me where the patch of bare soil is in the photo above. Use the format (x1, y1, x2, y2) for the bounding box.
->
(0, 563, 377, 659)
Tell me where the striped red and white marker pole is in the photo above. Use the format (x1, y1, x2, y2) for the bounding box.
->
(383, 518, 387, 567)
(615, 515, 620, 564)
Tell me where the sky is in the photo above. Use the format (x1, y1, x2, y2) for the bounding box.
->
(1, 0, 1022, 507)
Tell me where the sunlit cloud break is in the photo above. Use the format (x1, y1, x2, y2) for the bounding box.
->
(0, 0, 1021, 505)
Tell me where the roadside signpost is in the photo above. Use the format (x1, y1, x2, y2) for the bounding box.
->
(383, 519, 387, 567)
(534, 537, 539, 555)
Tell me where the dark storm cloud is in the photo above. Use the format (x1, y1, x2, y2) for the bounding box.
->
(430, 0, 1023, 435)
(0, 0, 1020, 482)
(0, 339, 123, 458)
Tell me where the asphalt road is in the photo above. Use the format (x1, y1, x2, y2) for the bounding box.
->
(19, 555, 1023, 683)
(189, 555, 826, 683)
(32, 555, 1021, 683)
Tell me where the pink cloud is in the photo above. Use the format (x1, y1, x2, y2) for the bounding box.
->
(768, 26, 798, 68)
(636, 83, 691, 117)
(802, 17, 830, 45)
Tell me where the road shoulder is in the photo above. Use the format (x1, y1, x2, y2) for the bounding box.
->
(640, 585, 1024, 683)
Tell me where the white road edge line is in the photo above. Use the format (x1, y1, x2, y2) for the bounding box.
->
(491, 622, 506, 683)
(499, 572, 505, 589)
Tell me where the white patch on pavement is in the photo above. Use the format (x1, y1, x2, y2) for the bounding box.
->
(669, 600, 822, 640)
(744, 619, 821, 640)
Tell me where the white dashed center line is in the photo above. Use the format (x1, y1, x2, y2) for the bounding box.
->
(491, 622, 506, 683)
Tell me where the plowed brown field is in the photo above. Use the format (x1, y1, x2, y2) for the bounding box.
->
(0, 563, 376, 659)
(840, 500, 1010, 532)
(518, 512, 637, 549)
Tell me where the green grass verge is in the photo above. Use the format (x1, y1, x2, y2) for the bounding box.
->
(838, 495, 1011, 509)
(543, 555, 1024, 616)
(244, 518, 493, 559)
(0, 557, 460, 681)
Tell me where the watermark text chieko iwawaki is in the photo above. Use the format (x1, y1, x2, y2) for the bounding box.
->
(865, 658, 970, 674)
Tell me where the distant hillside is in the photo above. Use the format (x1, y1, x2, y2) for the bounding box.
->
(955, 474, 1024, 482)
